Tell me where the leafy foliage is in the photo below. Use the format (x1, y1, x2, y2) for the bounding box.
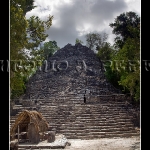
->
(114, 37, 140, 101)
(26, 15, 53, 50)
(10, 0, 53, 99)
(96, 43, 121, 90)
(97, 42, 115, 60)
(109, 11, 140, 49)
(108, 11, 140, 101)
(75, 38, 84, 44)
(42, 41, 60, 60)
(85, 32, 108, 51)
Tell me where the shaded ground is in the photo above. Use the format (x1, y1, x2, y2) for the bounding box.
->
(64, 136, 140, 150)
(18, 135, 140, 150)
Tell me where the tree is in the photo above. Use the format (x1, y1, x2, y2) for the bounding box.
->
(109, 11, 140, 49)
(10, 0, 29, 96)
(75, 38, 83, 44)
(20, 0, 36, 15)
(10, 0, 53, 99)
(113, 37, 140, 101)
(97, 42, 114, 61)
(26, 15, 53, 57)
(96, 42, 121, 89)
(42, 41, 60, 60)
(85, 32, 108, 51)
(10, 0, 28, 60)
(11, 0, 36, 16)
(108, 11, 140, 101)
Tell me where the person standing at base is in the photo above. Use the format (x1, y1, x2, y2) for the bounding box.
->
(84, 94, 86, 104)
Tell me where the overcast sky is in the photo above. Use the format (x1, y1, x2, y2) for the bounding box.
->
(26, 0, 141, 48)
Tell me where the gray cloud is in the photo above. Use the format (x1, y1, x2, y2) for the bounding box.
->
(26, 0, 140, 48)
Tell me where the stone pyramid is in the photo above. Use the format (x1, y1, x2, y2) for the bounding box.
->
(10, 43, 139, 140)
(23, 43, 121, 100)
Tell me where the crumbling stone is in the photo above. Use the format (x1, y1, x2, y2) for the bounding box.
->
(47, 131, 55, 143)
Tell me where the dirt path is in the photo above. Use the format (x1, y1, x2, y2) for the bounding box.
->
(65, 136, 140, 150)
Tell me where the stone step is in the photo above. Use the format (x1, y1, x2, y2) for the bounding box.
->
(58, 129, 138, 134)
(44, 121, 134, 126)
(13, 104, 23, 107)
(39, 103, 127, 107)
(42, 116, 133, 122)
(41, 116, 131, 120)
(60, 131, 139, 137)
(47, 123, 135, 129)
(10, 116, 134, 122)
(39, 109, 127, 113)
(41, 112, 131, 117)
(65, 132, 139, 139)
(44, 116, 131, 123)
(40, 109, 129, 112)
(57, 127, 136, 133)
(39, 104, 127, 108)
(39, 107, 129, 111)
(39, 98, 125, 102)
(40, 104, 128, 108)
(47, 123, 135, 130)
(10, 97, 139, 140)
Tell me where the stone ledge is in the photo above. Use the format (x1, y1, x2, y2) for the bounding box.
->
(18, 134, 68, 149)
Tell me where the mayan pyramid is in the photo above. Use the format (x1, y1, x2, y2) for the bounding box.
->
(10, 43, 139, 139)
(23, 43, 121, 99)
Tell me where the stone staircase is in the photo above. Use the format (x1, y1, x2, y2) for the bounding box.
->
(10, 44, 140, 140)
(10, 94, 140, 140)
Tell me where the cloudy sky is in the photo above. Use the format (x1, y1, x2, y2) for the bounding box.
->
(26, 0, 141, 48)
